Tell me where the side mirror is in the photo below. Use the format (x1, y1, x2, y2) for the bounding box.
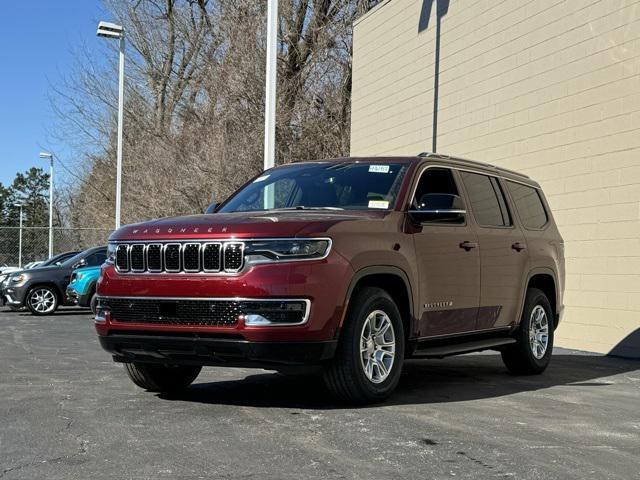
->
(205, 202, 219, 214)
(72, 258, 87, 270)
(408, 193, 466, 224)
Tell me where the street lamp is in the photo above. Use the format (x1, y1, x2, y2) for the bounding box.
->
(39, 151, 54, 258)
(264, 0, 277, 172)
(14, 203, 24, 269)
(97, 20, 125, 229)
(262, 0, 278, 208)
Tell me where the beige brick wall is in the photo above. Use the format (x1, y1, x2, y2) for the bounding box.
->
(351, 0, 640, 356)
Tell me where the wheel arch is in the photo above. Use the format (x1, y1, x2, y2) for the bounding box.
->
(522, 268, 559, 329)
(341, 266, 415, 341)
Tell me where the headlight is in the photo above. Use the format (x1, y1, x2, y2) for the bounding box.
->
(106, 244, 117, 264)
(244, 239, 331, 264)
(11, 274, 26, 284)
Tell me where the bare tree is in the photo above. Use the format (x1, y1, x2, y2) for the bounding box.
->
(51, 0, 375, 230)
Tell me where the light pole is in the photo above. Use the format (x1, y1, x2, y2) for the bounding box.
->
(14, 203, 24, 268)
(39, 152, 54, 258)
(263, 0, 278, 208)
(264, 0, 277, 172)
(97, 21, 125, 229)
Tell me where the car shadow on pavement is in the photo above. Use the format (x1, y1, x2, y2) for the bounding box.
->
(159, 352, 640, 410)
(15, 308, 92, 317)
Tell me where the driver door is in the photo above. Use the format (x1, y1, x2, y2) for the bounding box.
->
(410, 167, 481, 337)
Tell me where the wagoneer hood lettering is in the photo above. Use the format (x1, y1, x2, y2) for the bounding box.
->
(110, 211, 388, 241)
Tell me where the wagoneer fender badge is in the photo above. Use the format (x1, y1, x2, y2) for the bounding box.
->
(425, 301, 453, 309)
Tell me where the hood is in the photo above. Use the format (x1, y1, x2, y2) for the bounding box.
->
(22, 265, 68, 276)
(110, 210, 390, 241)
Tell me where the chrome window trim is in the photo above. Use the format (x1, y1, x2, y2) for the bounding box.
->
(223, 242, 245, 273)
(146, 244, 163, 273)
(163, 243, 182, 273)
(96, 295, 311, 326)
(182, 243, 201, 273)
(202, 242, 222, 273)
(129, 244, 146, 273)
(407, 163, 542, 213)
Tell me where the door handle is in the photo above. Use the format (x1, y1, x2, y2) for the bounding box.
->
(512, 242, 527, 252)
(459, 241, 478, 251)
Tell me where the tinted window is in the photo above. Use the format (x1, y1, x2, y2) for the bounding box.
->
(460, 172, 511, 227)
(506, 181, 548, 229)
(412, 168, 465, 224)
(413, 168, 460, 204)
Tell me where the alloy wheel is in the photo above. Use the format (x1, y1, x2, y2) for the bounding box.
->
(360, 310, 396, 384)
(529, 305, 549, 359)
(29, 288, 56, 314)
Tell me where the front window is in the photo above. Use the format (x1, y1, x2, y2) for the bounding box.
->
(219, 162, 410, 213)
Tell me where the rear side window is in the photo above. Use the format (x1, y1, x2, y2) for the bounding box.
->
(460, 172, 511, 227)
(506, 181, 548, 229)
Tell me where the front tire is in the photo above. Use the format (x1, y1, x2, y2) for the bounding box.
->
(26, 286, 59, 316)
(124, 363, 201, 393)
(323, 287, 404, 404)
(501, 288, 554, 375)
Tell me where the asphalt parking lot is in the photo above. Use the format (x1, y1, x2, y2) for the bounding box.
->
(1, 308, 638, 480)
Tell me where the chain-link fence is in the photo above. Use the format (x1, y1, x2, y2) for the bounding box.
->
(0, 227, 113, 268)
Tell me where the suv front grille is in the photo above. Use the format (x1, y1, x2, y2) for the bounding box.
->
(114, 241, 244, 274)
(100, 297, 309, 326)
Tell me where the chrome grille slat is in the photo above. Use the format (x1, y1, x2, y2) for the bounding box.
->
(164, 243, 181, 272)
(113, 241, 244, 274)
(223, 242, 244, 272)
(146, 244, 163, 272)
(130, 244, 145, 272)
(183, 243, 201, 272)
(202, 243, 221, 272)
(115, 245, 129, 271)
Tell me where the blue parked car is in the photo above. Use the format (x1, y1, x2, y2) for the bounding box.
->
(66, 265, 101, 314)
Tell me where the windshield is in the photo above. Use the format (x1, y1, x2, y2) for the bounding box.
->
(40, 252, 74, 267)
(60, 251, 86, 268)
(219, 162, 409, 213)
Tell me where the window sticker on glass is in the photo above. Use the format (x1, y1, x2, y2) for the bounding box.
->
(253, 174, 270, 183)
(368, 200, 390, 209)
(369, 165, 390, 173)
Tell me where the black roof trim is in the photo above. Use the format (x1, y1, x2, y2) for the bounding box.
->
(417, 152, 530, 179)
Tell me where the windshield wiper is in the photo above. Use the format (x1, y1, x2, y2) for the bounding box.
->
(270, 206, 344, 211)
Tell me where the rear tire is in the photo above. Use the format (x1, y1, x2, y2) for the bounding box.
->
(124, 363, 202, 393)
(323, 286, 404, 405)
(26, 286, 59, 316)
(502, 288, 554, 375)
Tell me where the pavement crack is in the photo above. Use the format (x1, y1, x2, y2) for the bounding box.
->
(0, 439, 88, 478)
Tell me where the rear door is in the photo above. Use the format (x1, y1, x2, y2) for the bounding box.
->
(410, 167, 481, 337)
(458, 171, 529, 330)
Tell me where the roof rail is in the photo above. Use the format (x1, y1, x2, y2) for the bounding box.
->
(416, 152, 530, 179)
(417, 152, 450, 159)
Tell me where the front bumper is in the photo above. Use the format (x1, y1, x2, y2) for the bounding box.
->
(95, 255, 353, 343)
(66, 287, 92, 307)
(99, 331, 337, 367)
(2, 284, 28, 307)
